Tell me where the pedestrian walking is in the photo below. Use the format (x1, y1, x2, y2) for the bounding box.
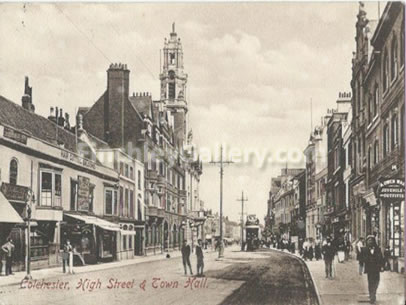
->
(62, 240, 73, 273)
(356, 237, 365, 275)
(315, 239, 322, 260)
(383, 246, 391, 271)
(181, 240, 193, 275)
(321, 237, 336, 279)
(196, 239, 204, 276)
(1, 238, 15, 276)
(337, 238, 345, 263)
(361, 235, 384, 304)
(68, 244, 74, 274)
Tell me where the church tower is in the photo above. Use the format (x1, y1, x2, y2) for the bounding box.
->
(160, 23, 188, 147)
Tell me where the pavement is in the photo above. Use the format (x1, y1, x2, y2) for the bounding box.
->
(0, 248, 186, 287)
(303, 256, 404, 305)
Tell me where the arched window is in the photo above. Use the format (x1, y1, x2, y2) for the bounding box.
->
(383, 124, 389, 157)
(391, 36, 398, 80)
(9, 159, 18, 185)
(383, 50, 389, 92)
(391, 114, 398, 149)
(374, 140, 379, 165)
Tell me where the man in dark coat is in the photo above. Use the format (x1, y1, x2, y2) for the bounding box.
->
(181, 240, 193, 275)
(196, 239, 204, 276)
(321, 236, 336, 279)
(361, 235, 384, 304)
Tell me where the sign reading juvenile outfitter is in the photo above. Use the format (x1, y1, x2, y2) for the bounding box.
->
(377, 178, 405, 200)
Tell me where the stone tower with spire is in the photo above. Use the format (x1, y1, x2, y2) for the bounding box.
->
(160, 23, 188, 148)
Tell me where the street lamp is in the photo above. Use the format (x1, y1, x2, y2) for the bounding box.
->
(24, 189, 35, 280)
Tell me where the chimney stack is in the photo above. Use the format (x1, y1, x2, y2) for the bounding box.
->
(105, 63, 130, 144)
(21, 76, 35, 112)
(58, 108, 65, 127)
(64, 113, 70, 129)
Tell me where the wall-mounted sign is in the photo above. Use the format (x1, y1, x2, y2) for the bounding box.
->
(377, 178, 405, 200)
(0, 182, 29, 202)
(3, 127, 27, 145)
(77, 176, 90, 211)
(61, 150, 96, 169)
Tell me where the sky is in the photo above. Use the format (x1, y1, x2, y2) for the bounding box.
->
(0, 2, 384, 223)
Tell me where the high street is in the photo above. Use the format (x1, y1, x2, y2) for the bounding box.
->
(0, 248, 318, 305)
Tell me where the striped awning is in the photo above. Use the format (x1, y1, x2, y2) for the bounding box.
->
(0, 191, 24, 223)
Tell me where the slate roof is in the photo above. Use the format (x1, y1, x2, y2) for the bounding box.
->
(0, 95, 78, 152)
(0, 95, 108, 154)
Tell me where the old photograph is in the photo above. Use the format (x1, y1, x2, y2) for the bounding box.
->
(0, 2, 404, 305)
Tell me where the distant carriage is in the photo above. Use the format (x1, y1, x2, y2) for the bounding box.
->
(245, 214, 261, 251)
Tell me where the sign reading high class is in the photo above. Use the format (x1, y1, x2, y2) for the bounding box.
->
(77, 176, 90, 211)
(377, 178, 405, 200)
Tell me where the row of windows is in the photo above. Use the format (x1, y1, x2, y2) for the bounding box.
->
(383, 30, 405, 93)
(6, 159, 143, 219)
(118, 161, 142, 190)
(368, 109, 404, 168)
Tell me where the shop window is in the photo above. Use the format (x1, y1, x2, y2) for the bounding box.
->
(391, 36, 398, 81)
(391, 114, 398, 149)
(9, 159, 18, 185)
(30, 229, 49, 261)
(123, 235, 127, 250)
(145, 225, 149, 246)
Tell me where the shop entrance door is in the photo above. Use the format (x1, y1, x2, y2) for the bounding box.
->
(135, 228, 143, 256)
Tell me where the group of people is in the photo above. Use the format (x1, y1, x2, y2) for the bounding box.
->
(301, 238, 322, 261)
(324, 235, 385, 304)
(181, 239, 205, 277)
(0, 238, 15, 276)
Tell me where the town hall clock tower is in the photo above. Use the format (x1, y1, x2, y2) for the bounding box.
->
(160, 23, 188, 148)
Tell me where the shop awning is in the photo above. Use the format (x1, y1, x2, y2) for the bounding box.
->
(65, 213, 120, 232)
(120, 229, 136, 236)
(0, 191, 24, 223)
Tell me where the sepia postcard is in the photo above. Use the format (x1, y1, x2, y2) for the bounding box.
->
(0, 2, 404, 305)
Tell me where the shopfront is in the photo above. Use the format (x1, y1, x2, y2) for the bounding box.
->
(63, 213, 120, 264)
(377, 178, 405, 272)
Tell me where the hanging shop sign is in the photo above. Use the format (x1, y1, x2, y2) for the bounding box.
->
(77, 176, 90, 211)
(377, 178, 405, 200)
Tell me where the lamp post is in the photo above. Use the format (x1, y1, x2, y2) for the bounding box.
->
(24, 189, 34, 280)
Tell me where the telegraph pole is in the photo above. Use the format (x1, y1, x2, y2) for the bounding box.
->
(210, 145, 233, 258)
(237, 191, 248, 251)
